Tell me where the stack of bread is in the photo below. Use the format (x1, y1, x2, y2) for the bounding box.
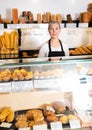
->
(0, 68, 33, 82)
(0, 107, 14, 123)
(69, 44, 92, 56)
(0, 30, 19, 59)
(12, 68, 33, 81)
(40, 12, 62, 23)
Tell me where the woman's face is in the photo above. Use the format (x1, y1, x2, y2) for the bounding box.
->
(48, 23, 61, 39)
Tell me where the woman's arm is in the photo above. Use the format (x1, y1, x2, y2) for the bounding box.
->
(38, 42, 49, 57)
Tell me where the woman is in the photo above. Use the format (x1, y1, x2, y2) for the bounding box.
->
(38, 21, 69, 59)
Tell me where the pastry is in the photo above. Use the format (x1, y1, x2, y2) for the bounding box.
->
(6, 111, 14, 122)
(87, 68, 92, 75)
(15, 120, 28, 128)
(68, 114, 77, 120)
(59, 115, 69, 124)
(0, 107, 12, 122)
(33, 70, 40, 79)
(25, 71, 33, 80)
(46, 115, 58, 122)
(81, 45, 92, 54)
(44, 110, 55, 116)
(15, 114, 27, 122)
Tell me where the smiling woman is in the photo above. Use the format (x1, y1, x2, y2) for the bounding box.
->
(38, 21, 69, 58)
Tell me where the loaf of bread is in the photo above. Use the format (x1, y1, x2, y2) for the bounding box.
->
(66, 14, 73, 23)
(37, 13, 42, 23)
(12, 8, 18, 24)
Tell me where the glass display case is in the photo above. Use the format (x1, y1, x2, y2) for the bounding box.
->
(0, 57, 92, 92)
(0, 57, 92, 130)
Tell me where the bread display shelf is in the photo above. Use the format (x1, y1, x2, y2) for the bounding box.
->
(0, 22, 91, 29)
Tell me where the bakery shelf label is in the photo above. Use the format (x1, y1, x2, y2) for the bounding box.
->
(7, 24, 31, 29)
(19, 127, 30, 130)
(50, 121, 63, 130)
(66, 23, 77, 28)
(0, 82, 11, 92)
(69, 119, 81, 129)
(33, 124, 47, 130)
(12, 80, 33, 92)
(79, 23, 88, 28)
(0, 122, 12, 128)
(0, 24, 4, 29)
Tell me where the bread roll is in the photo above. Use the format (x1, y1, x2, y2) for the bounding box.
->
(52, 101, 66, 113)
(59, 115, 69, 124)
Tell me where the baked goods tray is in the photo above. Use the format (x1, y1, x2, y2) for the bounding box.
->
(14, 108, 75, 129)
(14, 108, 46, 130)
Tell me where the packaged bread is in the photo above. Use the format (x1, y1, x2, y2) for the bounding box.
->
(12, 8, 18, 24)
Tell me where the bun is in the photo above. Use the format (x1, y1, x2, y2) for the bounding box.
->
(46, 115, 58, 122)
(59, 115, 69, 124)
(52, 101, 66, 113)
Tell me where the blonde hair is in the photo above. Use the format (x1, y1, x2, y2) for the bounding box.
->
(48, 21, 61, 29)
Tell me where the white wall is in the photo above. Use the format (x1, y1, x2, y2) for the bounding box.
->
(0, 0, 92, 20)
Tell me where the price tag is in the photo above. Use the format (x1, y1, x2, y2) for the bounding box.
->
(0, 24, 4, 29)
(7, 24, 30, 29)
(66, 23, 77, 28)
(60, 23, 64, 28)
(69, 119, 81, 129)
(19, 127, 30, 130)
(46, 106, 55, 113)
(0, 122, 12, 128)
(33, 124, 47, 130)
(12, 80, 33, 92)
(50, 121, 62, 130)
(34, 79, 56, 89)
(79, 23, 88, 28)
(0, 82, 11, 92)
